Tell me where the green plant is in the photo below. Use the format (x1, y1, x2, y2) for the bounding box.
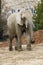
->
(33, 0, 43, 31)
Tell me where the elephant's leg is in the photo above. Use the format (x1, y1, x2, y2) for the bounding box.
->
(30, 30, 35, 44)
(29, 25, 35, 44)
(9, 36, 13, 51)
(15, 36, 20, 50)
(15, 36, 23, 51)
(26, 23, 35, 50)
(17, 36, 23, 51)
(15, 25, 23, 51)
(14, 35, 18, 50)
(26, 33, 31, 51)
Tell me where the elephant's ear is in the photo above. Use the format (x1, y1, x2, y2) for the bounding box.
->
(16, 12, 23, 26)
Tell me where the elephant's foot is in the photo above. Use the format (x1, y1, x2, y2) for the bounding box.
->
(27, 47, 31, 51)
(27, 44, 31, 51)
(31, 40, 35, 44)
(15, 46, 18, 50)
(15, 46, 23, 51)
(18, 48, 23, 51)
(9, 47, 13, 51)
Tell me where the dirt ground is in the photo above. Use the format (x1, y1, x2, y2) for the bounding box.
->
(0, 41, 43, 65)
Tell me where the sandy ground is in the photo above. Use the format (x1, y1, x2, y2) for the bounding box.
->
(0, 43, 43, 65)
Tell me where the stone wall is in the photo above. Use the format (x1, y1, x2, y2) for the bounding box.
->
(33, 30, 43, 44)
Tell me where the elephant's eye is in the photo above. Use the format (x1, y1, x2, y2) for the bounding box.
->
(18, 9, 20, 12)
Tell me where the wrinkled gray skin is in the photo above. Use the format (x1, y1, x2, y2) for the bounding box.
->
(7, 10, 35, 51)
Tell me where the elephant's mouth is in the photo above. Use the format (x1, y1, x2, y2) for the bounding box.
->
(18, 24, 26, 33)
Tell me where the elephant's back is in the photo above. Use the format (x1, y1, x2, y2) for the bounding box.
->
(7, 13, 16, 29)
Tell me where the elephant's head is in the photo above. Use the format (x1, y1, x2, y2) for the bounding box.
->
(17, 10, 35, 28)
(17, 10, 28, 28)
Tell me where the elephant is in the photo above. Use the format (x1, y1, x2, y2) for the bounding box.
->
(7, 9, 35, 51)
